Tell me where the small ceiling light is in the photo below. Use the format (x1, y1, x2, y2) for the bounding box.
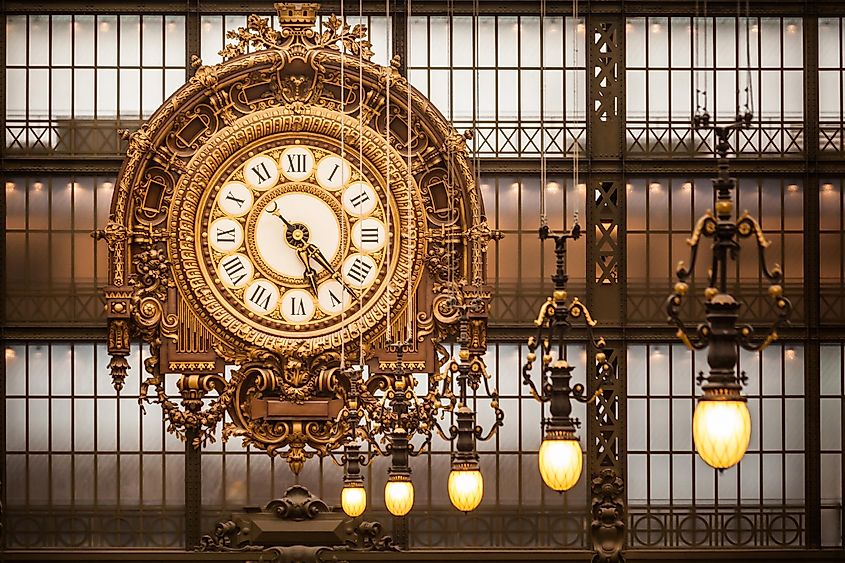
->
(692, 394, 751, 469)
(448, 406, 484, 512)
(341, 444, 367, 518)
(539, 429, 583, 492)
(384, 429, 414, 517)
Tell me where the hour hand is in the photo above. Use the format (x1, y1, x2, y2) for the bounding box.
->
(265, 202, 294, 230)
(296, 248, 320, 295)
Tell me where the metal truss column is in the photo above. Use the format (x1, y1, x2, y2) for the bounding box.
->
(586, 7, 626, 563)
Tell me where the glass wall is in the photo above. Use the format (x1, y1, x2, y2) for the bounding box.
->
(628, 344, 806, 547)
(626, 16, 803, 155)
(821, 344, 844, 547)
(626, 176, 804, 325)
(4, 342, 185, 548)
(5, 15, 185, 155)
(5, 177, 113, 326)
(1, 4, 844, 554)
(408, 15, 586, 157)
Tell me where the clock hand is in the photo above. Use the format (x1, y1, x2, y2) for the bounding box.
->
(266, 204, 353, 296)
(303, 242, 358, 296)
(266, 205, 311, 250)
(296, 248, 320, 296)
(266, 203, 295, 230)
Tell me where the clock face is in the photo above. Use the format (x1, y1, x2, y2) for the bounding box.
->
(168, 106, 426, 356)
(202, 142, 392, 334)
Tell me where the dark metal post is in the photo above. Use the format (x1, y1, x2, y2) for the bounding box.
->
(803, 6, 822, 548)
(184, 429, 202, 549)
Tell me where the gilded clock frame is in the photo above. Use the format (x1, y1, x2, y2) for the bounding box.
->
(98, 3, 495, 462)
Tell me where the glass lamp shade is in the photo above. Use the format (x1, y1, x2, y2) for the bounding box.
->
(447, 469, 484, 512)
(538, 437, 583, 491)
(384, 478, 414, 516)
(341, 484, 367, 517)
(692, 398, 752, 469)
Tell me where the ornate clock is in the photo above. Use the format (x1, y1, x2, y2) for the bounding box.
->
(98, 2, 496, 471)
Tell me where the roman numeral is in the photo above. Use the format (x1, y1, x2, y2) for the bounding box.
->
(224, 191, 245, 207)
(289, 296, 306, 316)
(327, 163, 340, 182)
(215, 226, 236, 243)
(221, 256, 247, 286)
(248, 284, 272, 310)
(251, 162, 271, 184)
(360, 227, 380, 244)
(285, 153, 306, 173)
(349, 190, 370, 208)
(328, 289, 341, 307)
(346, 258, 373, 284)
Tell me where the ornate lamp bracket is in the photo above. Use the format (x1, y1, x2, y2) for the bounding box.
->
(666, 112, 793, 375)
(666, 111, 794, 470)
(522, 219, 612, 437)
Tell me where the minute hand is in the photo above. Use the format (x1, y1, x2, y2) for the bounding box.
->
(303, 243, 357, 295)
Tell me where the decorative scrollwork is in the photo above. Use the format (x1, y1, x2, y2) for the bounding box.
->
(219, 8, 374, 63)
(99, 1, 493, 483)
(265, 485, 329, 520)
(591, 468, 625, 563)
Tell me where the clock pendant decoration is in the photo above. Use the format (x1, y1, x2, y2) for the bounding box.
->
(97, 3, 496, 471)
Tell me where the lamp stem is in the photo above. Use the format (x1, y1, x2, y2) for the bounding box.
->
(547, 361, 577, 434)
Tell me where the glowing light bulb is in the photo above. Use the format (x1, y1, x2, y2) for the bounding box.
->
(341, 485, 367, 517)
(448, 469, 484, 512)
(538, 437, 583, 491)
(692, 399, 752, 469)
(384, 477, 414, 516)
